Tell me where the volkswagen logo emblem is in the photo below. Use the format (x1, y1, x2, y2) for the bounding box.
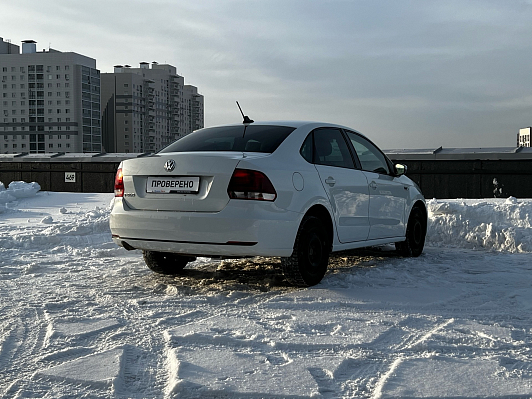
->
(164, 159, 176, 172)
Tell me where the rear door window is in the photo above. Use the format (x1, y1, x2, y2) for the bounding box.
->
(159, 125, 295, 153)
(312, 128, 355, 169)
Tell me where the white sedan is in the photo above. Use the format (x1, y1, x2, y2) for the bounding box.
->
(110, 121, 426, 286)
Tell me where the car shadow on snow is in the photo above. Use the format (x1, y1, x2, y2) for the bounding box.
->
(143, 246, 402, 294)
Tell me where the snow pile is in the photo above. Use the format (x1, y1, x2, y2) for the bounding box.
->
(0, 181, 41, 209)
(427, 197, 532, 253)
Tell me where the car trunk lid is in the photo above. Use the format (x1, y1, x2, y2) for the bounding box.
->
(121, 152, 246, 212)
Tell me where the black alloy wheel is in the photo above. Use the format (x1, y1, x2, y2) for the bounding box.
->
(281, 216, 330, 287)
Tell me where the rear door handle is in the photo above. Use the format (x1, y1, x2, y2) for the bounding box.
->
(325, 177, 336, 186)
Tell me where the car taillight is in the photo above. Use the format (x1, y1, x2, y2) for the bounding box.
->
(227, 168, 277, 201)
(114, 168, 124, 197)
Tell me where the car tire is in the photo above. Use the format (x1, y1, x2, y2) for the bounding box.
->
(396, 205, 426, 257)
(281, 216, 330, 287)
(143, 250, 195, 275)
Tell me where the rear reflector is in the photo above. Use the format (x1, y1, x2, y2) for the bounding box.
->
(227, 168, 277, 201)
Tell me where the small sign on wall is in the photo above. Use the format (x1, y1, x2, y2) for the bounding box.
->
(65, 172, 76, 183)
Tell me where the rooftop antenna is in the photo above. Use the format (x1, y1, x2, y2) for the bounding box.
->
(236, 101, 254, 124)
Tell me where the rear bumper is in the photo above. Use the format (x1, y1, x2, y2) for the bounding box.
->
(109, 198, 301, 257)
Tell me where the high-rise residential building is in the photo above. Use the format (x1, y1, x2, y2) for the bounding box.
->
(101, 62, 204, 153)
(518, 127, 531, 147)
(0, 37, 101, 154)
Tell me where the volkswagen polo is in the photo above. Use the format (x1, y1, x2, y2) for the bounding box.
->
(110, 121, 426, 286)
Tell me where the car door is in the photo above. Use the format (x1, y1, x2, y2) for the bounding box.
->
(309, 128, 370, 243)
(345, 131, 407, 240)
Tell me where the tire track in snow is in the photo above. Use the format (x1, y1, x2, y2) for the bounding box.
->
(370, 318, 455, 399)
(0, 307, 49, 397)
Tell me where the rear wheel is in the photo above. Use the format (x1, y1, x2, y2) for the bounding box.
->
(281, 216, 330, 287)
(143, 251, 196, 275)
(396, 205, 426, 257)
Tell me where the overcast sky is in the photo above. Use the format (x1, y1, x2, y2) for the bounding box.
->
(3, 0, 532, 149)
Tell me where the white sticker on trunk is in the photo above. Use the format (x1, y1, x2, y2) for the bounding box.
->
(146, 176, 200, 193)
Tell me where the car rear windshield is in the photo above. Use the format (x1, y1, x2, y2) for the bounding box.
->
(159, 125, 295, 154)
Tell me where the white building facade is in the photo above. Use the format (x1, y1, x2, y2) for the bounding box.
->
(0, 38, 101, 153)
(518, 127, 531, 147)
(101, 62, 204, 153)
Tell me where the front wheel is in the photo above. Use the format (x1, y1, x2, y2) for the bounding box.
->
(143, 251, 196, 275)
(281, 216, 330, 287)
(396, 206, 426, 257)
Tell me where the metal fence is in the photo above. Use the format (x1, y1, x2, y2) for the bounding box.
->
(387, 147, 532, 199)
(1, 148, 532, 198)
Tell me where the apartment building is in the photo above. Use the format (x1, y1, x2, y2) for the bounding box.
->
(0, 37, 101, 153)
(101, 62, 204, 153)
(518, 127, 531, 147)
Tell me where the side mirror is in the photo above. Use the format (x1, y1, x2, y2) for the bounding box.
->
(395, 163, 407, 176)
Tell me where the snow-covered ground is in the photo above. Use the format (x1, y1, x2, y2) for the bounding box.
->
(1, 182, 532, 398)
